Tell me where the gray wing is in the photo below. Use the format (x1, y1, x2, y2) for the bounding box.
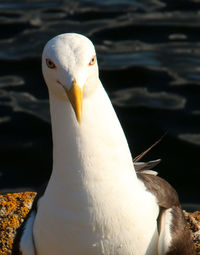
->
(135, 158, 180, 209)
(158, 206, 196, 255)
(137, 170, 180, 208)
(136, 160, 195, 255)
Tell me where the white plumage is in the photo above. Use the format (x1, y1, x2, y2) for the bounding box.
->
(18, 33, 195, 255)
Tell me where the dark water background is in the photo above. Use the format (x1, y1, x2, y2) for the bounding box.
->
(0, 0, 200, 210)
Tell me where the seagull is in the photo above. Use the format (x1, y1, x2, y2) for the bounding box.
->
(14, 33, 195, 255)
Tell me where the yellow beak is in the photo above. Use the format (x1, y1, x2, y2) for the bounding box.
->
(64, 79, 83, 124)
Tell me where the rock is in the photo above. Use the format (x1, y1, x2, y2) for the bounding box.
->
(0, 192, 36, 255)
(184, 211, 200, 255)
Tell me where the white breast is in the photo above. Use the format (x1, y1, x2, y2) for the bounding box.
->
(33, 80, 159, 255)
(34, 177, 159, 255)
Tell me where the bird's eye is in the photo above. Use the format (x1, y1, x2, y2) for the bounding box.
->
(89, 55, 96, 66)
(46, 58, 56, 69)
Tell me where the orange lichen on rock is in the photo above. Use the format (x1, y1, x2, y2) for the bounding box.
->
(184, 211, 200, 255)
(0, 192, 36, 255)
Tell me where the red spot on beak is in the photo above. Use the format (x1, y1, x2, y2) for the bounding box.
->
(56, 80, 62, 85)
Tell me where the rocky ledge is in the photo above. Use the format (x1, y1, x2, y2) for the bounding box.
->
(0, 192, 199, 255)
(0, 192, 36, 255)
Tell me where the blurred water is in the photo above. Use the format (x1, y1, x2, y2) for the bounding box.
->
(0, 0, 199, 206)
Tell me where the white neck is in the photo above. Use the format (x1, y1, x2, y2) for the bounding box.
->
(49, 82, 136, 186)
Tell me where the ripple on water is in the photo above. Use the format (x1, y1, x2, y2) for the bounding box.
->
(179, 133, 200, 146)
(100, 52, 160, 69)
(0, 75, 24, 88)
(111, 87, 186, 110)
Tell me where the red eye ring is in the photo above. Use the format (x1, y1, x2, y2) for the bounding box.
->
(89, 55, 96, 66)
(46, 58, 56, 69)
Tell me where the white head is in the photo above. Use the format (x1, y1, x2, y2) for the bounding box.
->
(42, 33, 99, 123)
